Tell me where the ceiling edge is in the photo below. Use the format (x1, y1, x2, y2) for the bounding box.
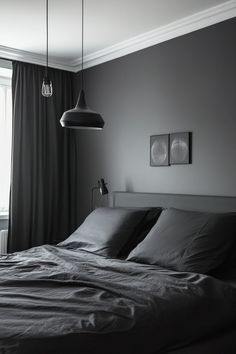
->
(0, 45, 77, 72)
(0, 0, 235, 73)
(73, 0, 236, 72)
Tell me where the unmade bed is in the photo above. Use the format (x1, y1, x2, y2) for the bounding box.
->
(0, 192, 236, 354)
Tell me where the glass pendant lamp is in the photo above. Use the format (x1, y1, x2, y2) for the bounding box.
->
(60, 0, 104, 129)
(42, 0, 53, 97)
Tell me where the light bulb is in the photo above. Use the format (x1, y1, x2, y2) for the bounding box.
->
(42, 77, 53, 97)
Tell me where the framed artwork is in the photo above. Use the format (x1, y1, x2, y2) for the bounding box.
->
(170, 132, 191, 165)
(150, 134, 169, 166)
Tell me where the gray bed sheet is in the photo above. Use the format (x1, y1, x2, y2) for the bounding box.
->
(0, 245, 235, 354)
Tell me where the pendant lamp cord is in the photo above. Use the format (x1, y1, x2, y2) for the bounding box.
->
(81, 0, 84, 90)
(46, 0, 49, 78)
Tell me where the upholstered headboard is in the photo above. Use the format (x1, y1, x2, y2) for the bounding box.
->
(110, 192, 236, 213)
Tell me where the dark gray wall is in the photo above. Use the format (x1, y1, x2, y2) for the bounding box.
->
(73, 18, 236, 222)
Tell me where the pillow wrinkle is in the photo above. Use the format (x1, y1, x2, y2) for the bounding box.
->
(180, 218, 211, 271)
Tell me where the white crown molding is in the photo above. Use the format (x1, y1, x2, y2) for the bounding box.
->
(0, 0, 235, 73)
(0, 45, 77, 72)
(73, 0, 236, 72)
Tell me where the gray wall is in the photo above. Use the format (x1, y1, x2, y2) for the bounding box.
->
(73, 18, 236, 222)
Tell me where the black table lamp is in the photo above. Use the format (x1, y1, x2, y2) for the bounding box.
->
(91, 178, 109, 210)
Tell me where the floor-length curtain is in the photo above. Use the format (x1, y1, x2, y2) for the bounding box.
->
(8, 61, 79, 252)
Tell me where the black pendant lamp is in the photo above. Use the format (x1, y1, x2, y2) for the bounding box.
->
(60, 0, 104, 129)
(42, 0, 53, 97)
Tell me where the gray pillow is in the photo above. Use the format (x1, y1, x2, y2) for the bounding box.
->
(59, 207, 147, 257)
(127, 208, 236, 274)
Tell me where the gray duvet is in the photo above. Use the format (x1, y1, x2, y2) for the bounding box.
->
(0, 245, 236, 353)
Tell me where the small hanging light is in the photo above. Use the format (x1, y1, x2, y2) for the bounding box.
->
(42, 0, 53, 97)
(60, 0, 104, 129)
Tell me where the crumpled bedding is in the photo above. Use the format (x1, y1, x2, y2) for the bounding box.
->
(0, 245, 235, 354)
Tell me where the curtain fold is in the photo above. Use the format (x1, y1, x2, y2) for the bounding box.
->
(8, 61, 79, 252)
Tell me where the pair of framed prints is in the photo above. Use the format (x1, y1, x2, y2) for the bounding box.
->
(150, 132, 191, 166)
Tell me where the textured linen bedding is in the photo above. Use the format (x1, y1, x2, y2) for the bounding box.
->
(0, 244, 236, 354)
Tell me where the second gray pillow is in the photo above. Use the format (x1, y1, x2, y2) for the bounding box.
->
(127, 208, 236, 274)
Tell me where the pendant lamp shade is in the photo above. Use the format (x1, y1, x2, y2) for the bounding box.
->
(60, 90, 104, 129)
(60, 0, 104, 129)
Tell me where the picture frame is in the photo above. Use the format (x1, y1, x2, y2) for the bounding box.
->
(169, 132, 191, 165)
(150, 134, 169, 167)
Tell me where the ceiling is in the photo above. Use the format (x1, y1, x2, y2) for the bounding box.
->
(0, 0, 235, 71)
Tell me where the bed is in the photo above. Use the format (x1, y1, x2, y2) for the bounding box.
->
(0, 192, 236, 354)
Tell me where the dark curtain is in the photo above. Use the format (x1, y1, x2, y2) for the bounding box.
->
(8, 61, 79, 252)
